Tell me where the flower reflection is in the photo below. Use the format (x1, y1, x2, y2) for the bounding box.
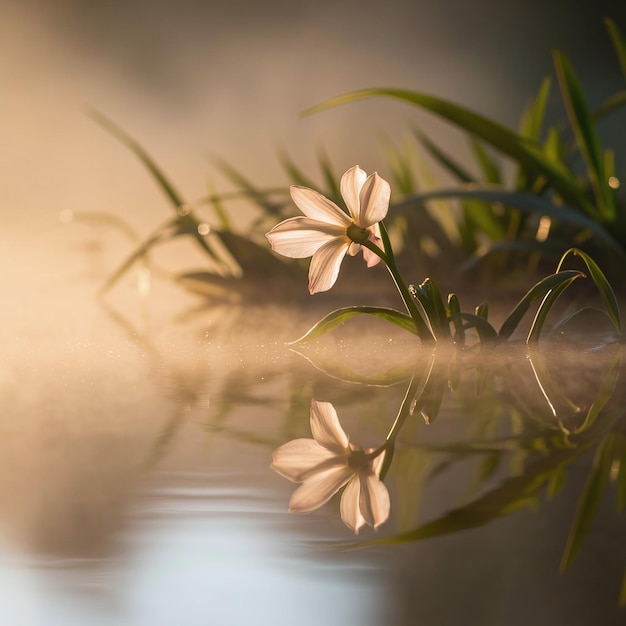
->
(271, 399, 389, 533)
(265, 166, 390, 294)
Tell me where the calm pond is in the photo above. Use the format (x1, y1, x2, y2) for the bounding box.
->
(1, 225, 625, 626)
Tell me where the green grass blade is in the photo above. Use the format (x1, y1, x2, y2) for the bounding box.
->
(553, 50, 615, 220)
(290, 306, 416, 344)
(605, 18, 626, 80)
(574, 347, 622, 434)
(519, 77, 551, 141)
(379, 134, 417, 195)
(469, 138, 501, 184)
(447, 293, 465, 345)
(556, 248, 622, 334)
(277, 148, 319, 188)
(213, 157, 286, 218)
(414, 129, 475, 183)
(393, 187, 624, 255)
(517, 77, 551, 188)
(593, 90, 626, 122)
(448, 312, 498, 343)
(99, 219, 176, 295)
(316, 150, 342, 204)
(86, 107, 185, 208)
(423, 278, 451, 338)
(305, 88, 593, 214)
(498, 270, 583, 340)
(462, 198, 507, 240)
(346, 443, 583, 549)
(526, 274, 583, 343)
(560, 435, 616, 571)
(205, 178, 233, 231)
(291, 347, 413, 386)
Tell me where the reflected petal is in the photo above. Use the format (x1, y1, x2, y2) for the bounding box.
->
(359, 471, 390, 529)
(289, 465, 353, 513)
(266, 217, 345, 258)
(271, 438, 340, 482)
(308, 237, 350, 294)
(358, 172, 390, 227)
(310, 400, 350, 452)
(290, 186, 352, 226)
(340, 165, 367, 222)
(340, 475, 366, 533)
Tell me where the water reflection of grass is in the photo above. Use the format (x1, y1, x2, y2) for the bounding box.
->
(299, 342, 626, 604)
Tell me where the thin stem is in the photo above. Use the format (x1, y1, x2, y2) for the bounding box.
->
(366, 355, 435, 461)
(362, 231, 435, 342)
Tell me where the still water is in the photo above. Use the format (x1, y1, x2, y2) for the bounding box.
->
(1, 225, 625, 625)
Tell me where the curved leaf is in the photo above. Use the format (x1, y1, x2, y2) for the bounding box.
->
(556, 248, 622, 334)
(290, 306, 417, 344)
(527, 274, 583, 343)
(554, 51, 614, 219)
(560, 435, 617, 571)
(305, 88, 593, 214)
(448, 312, 498, 343)
(498, 270, 583, 341)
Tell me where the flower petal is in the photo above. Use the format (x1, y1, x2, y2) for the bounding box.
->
(266, 217, 346, 258)
(359, 471, 390, 530)
(310, 400, 350, 452)
(288, 465, 353, 513)
(308, 237, 349, 294)
(291, 186, 351, 226)
(340, 165, 367, 222)
(358, 172, 390, 227)
(271, 438, 341, 482)
(370, 449, 386, 477)
(362, 245, 382, 268)
(340, 475, 367, 533)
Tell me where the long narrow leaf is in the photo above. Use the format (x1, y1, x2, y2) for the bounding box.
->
(99, 219, 177, 295)
(526, 274, 583, 343)
(305, 88, 594, 214)
(605, 18, 626, 80)
(519, 77, 551, 142)
(560, 435, 616, 571)
(517, 77, 551, 188)
(290, 306, 417, 344)
(448, 312, 499, 343)
(393, 187, 624, 255)
(556, 248, 622, 334)
(86, 107, 185, 208)
(415, 129, 475, 183)
(553, 51, 615, 220)
(469, 138, 501, 184)
(498, 270, 583, 340)
(213, 157, 286, 218)
(277, 148, 319, 188)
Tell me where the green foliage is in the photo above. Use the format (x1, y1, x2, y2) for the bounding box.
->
(295, 248, 621, 347)
(304, 18, 626, 272)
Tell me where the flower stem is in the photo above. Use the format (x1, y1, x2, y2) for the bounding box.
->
(363, 223, 435, 343)
(366, 354, 436, 461)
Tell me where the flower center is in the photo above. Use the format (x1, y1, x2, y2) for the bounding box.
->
(347, 222, 370, 244)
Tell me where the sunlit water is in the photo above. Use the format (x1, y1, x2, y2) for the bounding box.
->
(1, 223, 625, 625)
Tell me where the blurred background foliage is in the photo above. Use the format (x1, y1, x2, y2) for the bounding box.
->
(91, 17, 626, 301)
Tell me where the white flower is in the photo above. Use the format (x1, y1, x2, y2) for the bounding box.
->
(265, 165, 391, 294)
(270, 399, 390, 533)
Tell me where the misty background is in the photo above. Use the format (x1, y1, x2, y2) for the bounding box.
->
(1, 0, 626, 262)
